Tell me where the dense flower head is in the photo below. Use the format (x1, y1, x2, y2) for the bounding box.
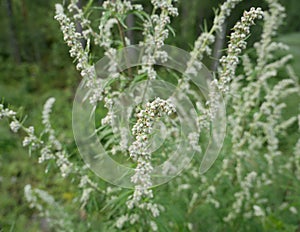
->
(139, 0, 178, 80)
(9, 121, 21, 133)
(218, 7, 263, 92)
(127, 98, 176, 215)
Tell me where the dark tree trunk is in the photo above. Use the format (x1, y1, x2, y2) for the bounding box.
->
(6, 0, 21, 63)
(76, 0, 87, 49)
(112, 0, 134, 45)
(125, 13, 135, 44)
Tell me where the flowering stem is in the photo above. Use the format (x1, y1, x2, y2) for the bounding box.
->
(116, 17, 133, 79)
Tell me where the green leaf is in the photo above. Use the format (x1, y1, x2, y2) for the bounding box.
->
(83, 0, 94, 13)
(167, 25, 176, 37)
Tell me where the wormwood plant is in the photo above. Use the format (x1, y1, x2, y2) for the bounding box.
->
(1, 0, 300, 231)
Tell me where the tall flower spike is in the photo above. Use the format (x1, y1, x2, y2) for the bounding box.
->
(186, 0, 243, 76)
(254, 0, 286, 71)
(127, 98, 176, 217)
(54, 4, 106, 105)
(139, 0, 178, 80)
(218, 7, 264, 92)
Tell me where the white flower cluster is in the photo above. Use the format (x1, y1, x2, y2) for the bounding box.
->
(54, 4, 103, 106)
(67, 0, 91, 39)
(0, 103, 43, 149)
(151, 0, 178, 17)
(115, 213, 140, 229)
(203, 7, 264, 125)
(98, 0, 142, 45)
(218, 0, 300, 223)
(127, 98, 176, 216)
(215, 0, 243, 31)
(163, 1, 300, 228)
(100, 96, 115, 126)
(223, 172, 258, 222)
(24, 184, 55, 210)
(24, 184, 73, 231)
(139, 0, 178, 80)
(185, 33, 214, 76)
(260, 80, 298, 173)
(94, 0, 142, 84)
(185, 0, 243, 77)
(9, 120, 20, 133)
(103, 0, 143, 13)
(179, 0, 246, 129)
(129, 98, 175, 160)
(54, 4, 87, 70)
(42, 97, 56, 133)
(99, 19, 118, 48)
(218, 7, 263, 92)
(188, 132, 201, 153)
(253, 205, 265, 217)
(46, 0, 300, 230)
(0, 104, 16, 119)
(0, 104, 23, 133)
(78, 174, 101, 209)
(22, 126, 41, 150)
(55, 0, 144, 112)
(254, 0, 286, 71)
(24, 184, 48, 211)
(39, 146, 54, 163)
(39, 98, 73, 178)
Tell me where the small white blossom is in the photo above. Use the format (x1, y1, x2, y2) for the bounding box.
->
(39, 146, 54, 163)
(218, 7, 264, 93)
(253, 205, 265, 217)
(289, 206, 298, 215)
(150, 220, 158, 231)
(116, 214, 128, 229)
(80, 188, 93, 208)
(9, 121, 20, 133)
(42, 97, 56, 132)
(188, 132, 201, 152)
